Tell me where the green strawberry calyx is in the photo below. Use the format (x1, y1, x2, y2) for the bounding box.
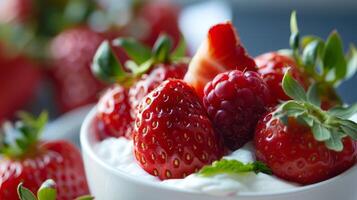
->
(17, 179, 94, 200)
(91, 34, 188, 87)
(198, 159, 272, 177)
(275, 70, 357, 152)
(281, 11, 357, 106)
(0, 112, 48, 159)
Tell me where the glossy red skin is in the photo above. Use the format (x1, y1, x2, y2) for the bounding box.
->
(0, 53, 41, 122)
(184, 22, 256, 99)
(255, 52, 308, 104)
(0, 140, 89, 200)
(133, 79, 223, 180)
(129, 63, 188, 118)
(95, 84, 134, 140)
(203, 70, 273, 150)
(254, 113, 357, 185)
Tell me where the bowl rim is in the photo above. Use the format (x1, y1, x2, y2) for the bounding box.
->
(80, 107, 357, 197)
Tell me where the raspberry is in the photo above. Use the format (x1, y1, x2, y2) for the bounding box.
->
(203, 70, 273, 150)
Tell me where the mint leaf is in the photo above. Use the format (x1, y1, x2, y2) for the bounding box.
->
(113, 38, 151, 65)
(289, 11, 299, 50)
(282, 71, 307, 101)
(17, 183, 37, 200)
(92, 40, 129, 84)
(346, 44, 357, 80)
(306, 83, 321, 107)
(323, 31, 347, 81)
(312, 121, 331, 141)
(290, 11, 299, 34)
(198, 159, 272, 177)
(37, 179, 56, 200)
(328, 103, 357, 118)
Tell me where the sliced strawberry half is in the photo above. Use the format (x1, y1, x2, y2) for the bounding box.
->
(184, 22, 256, 98)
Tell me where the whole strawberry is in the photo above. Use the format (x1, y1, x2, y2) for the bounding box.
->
(50, 27, 109, 113)
(184, 22, 256, 99)
(255, 72, 357, 184)
(203, 70, 273, 150)
(133, 79, 223, 180)
(92, 35, 187, 139)
(255, 52, 308, 104)
(0, 112, 89, 200)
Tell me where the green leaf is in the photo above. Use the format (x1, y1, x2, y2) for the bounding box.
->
(338, 119, 357, 140)
(346, 44, 357, 80)
(171, 35, 187, 60)
(289, 11, 299, 50)
(91, 40, 130, 84)
(322, 31, 347, 81)
(302, 40, 324, 70)
(306, 83, 321, 107)
(312, 121, 331, 141)
(290, 11, 299, 34)
(152, 34, 172, 63)
(37, 179, 57, 200)
(301, 35, 323, 49)
(280, 101, 306, 116)
(282, 70, 307, 101)
(325, 131, 343, 152)
(198, 159, 272, 177)
(17, 183, 37, 200)
(113, 38, 152, 65)
(328, 103, 357, 118)
(298, 114, 315, 126)
(74, 195, 95, 200)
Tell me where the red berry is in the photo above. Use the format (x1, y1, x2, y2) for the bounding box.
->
(203, 70, 273, 150)
(0, 0, 33, 23)
(184, 22, 256, 99)
(95, 85, 134, 140)
(254, 113, 357, 185)
(133, 79, 223, 180)
(0, 140, 89, 200)
(255, 52, 308, 104)
(129, 63, 187, 118)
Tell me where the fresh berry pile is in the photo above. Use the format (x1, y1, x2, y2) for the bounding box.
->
(91, 12, 357, 187)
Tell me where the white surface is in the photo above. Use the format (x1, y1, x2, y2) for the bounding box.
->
(95, 138, 296, 196)
(81, 108, 357, 200)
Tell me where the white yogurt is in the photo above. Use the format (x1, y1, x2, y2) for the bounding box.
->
(95, 138, 297, 196)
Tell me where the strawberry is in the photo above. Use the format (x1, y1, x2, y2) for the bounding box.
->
(255, 52, 308, 104)
(0, 112, 89, 200)
(50, 27, 116, 113)
(95, 84, 133, 140)
(184, 22, 256, 98)
(133, 79, 223, 180)
(203, 70, 273, 150)
(0, 51, 41, 122)
(254, 72, 357, 184)
(129, 63, 187, 118)
(92, 35, 187, 140)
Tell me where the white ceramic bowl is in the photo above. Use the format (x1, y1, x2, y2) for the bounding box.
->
(80, 108, 357, 200)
